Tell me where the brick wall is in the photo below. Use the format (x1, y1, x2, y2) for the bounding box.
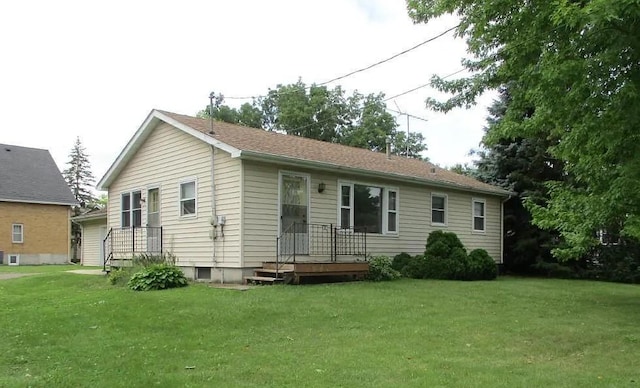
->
(0, 202, 70, 261)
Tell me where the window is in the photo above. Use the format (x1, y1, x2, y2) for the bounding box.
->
(196, 267, 211, 280)
(180, 181, 197, 216)
(387, 190, 398, 233)
(121, 191, 142, 227)
(12, 224, 23, 243)
(9, 254, 19, 266)
(431, 194, 447, 225)
(473, 199, 486, 232)
(339, 182, 398, 234)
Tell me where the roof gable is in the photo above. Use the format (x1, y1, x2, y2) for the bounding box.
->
(98, 109, 510, 196)
(0, 144, 76, 206)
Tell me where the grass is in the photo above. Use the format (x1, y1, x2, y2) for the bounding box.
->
(0, 264, 97, 273)
(1, 273, 639, 387)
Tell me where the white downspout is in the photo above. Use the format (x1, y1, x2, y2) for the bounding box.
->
(500, 195, 511, 266)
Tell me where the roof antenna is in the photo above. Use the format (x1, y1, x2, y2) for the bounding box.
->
(208, 92, 216, 135)
(394, 101, 410, 158)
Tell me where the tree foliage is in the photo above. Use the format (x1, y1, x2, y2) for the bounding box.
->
(407, 0, 640, 259)
(198, 80, 428, 157)
(475, 87, 565, 273)
(63, 137, 96, 210)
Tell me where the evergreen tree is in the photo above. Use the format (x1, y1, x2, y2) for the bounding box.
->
(63, 137, 97, 262)
(63, 137, 96, 209)
(475, 88, 565, 273)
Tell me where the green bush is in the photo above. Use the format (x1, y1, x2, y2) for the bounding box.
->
(402, 255, 429, 278)
(425, 231, 465, 255)
(392, 252, 413, 271)
(466, 249, 498, 280)
(107, 268, 131, 286)
(424, 247, 468, 279)
(128, 264, 188, 291)
(132, 252, 177, 267)
(366, 256, 401, 281)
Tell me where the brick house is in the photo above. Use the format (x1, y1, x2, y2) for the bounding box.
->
(0, 144, 76, 265)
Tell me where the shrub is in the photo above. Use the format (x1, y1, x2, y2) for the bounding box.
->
(424, 247, 468, 279)
(107, 268, 131, 286)
(392, 252, 413, 272)
(425, 231, 465, 256)
(402, 255, 429, 278)
(366, 256, 401, 281)
(132, 252, 177, 267)
(128, 264, 188, 291)
(466, 249, 498, 280)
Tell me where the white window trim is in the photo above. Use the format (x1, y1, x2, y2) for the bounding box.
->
(337, 180, 399, 236)
(179, 178, 198, 218)
(12, 223, 23, 243)
(120, 190, 143, 227)
(8, 254, 19, 266)
(431, 193, 448, 227)
(472, 198, 486, 233)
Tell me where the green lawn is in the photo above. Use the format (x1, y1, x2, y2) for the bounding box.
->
(1, 273, 639, 387)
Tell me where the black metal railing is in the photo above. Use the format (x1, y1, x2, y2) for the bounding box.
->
(275, 223, 367, 276)
(103, 226, 163, 271)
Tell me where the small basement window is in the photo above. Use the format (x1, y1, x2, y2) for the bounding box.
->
(9, 254, 19, 266)
(196, 267, 211, 280)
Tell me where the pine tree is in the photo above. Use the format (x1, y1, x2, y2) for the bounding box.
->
(63, 137, 96, 210)
(63, 137, 96, 262)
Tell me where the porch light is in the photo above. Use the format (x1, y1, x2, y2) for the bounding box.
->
(318, 182, 326, 193)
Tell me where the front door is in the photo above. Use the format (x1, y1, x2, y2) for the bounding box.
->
(280, 173, 309, 255)
(146, 188, 161, 253)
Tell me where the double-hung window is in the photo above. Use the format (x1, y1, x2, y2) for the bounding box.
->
(339, 182, 398, 234)
(12, 224, 23, 243)
(180, 180, 197, 217)
(472, 198, 486, 232)
(431, 194, 447, 225)
(121, 191, 142, 227)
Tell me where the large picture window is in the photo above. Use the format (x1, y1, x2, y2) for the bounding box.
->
(339, 182, 398, 234)
(121, 191, 142, 227)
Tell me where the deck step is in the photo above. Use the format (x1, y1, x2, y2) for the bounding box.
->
(244, 275, 283, 284)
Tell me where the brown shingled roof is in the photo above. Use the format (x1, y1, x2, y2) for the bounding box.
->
(159, 110, 509, 196)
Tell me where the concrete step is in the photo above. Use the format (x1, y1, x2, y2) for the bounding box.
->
(244, 275, 283, 284)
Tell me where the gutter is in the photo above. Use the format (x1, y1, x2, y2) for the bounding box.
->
(239, 150, 513, 198)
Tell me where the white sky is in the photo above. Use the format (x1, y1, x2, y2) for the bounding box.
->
(0, 0, 494, 190)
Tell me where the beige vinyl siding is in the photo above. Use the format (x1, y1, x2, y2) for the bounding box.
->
(80, 219, 107, 266)
(212, 146, 242, 265)
(241, 161, 504, 264)
(107, 122, 241, 265)
(242, 161, 279, 267)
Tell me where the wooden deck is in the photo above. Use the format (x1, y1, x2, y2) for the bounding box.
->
(244, 261, 369, 285)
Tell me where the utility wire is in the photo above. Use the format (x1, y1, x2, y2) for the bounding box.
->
(384, 68, 466, 102)
(224, 24, 460, 101)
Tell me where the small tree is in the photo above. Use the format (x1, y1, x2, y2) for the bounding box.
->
(62, 137, 97, 261)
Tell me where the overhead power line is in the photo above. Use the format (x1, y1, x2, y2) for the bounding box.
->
(224, 24, 460, 101)
(384, 68, 466, 102)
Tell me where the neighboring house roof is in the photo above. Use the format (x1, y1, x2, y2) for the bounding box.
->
(98, 109, 511, 197)
(71, 207, 107, 222)
(0, 143, 77, 206)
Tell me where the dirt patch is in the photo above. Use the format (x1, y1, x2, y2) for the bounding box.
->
(0, 273, 41, 281)
(66, 269, 105, 276)
(208, 283, 253, 291)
